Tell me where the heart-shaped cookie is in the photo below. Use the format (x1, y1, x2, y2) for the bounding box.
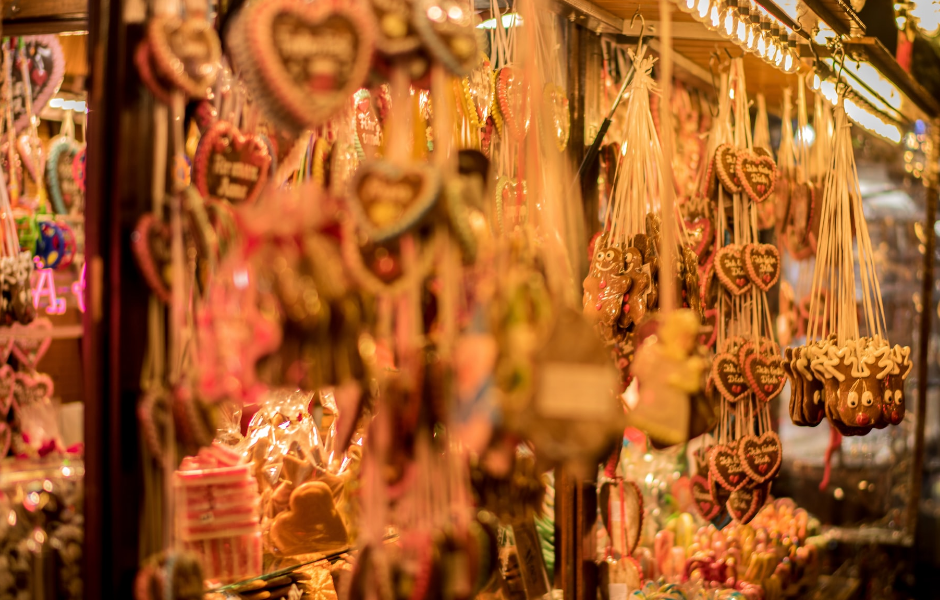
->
(542, 83, 570, 152)
(72, 146, 86, 194)
(709, 442, 749, 491)
(726, 484, 765, 524)
(131, 213, 172, 303)
(9, 36, 66, 133)
(715, 244, 751, 296)
(712, 352, 749, 403)
(0, 423, 9, 458)
(735, 151, 776, 203)
(148, 16, 221, 98)
(46, 137, 84, 215)
(685, 216, 714, 261)
(738, 432, 782, 483)
(412, 0, 479, 76)
(1, 141, 25, 199)
(193, 121, 271, 205)
(698, 308, 718, 350)
(135, 40, 175, 104)
(350, 160, 441, 242)
(743, 352, 786, 403)
(367, 0, 421, 55)
(598, 480, 644, 556)
(691, 474, 722, 520)
(17, 134, 44, 185)
(0, 365, 14, 417)
(496, 178, 527, 230)
(10, 318, 53, 371)
(714, 144, 741, 194)
(13, 371, 54, 409)
(496, 67, 530, 141)
(743, 243, 780, 292)
(231, 0, 376, 131)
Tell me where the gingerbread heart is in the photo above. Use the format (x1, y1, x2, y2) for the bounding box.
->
(1, 142, 24, 198)
(135, 40, 174, 104)
(131, 213, 172, 303)
(599, 480, 644, 556)
(691, 474, 721, 520)
(543, 84, 571, 151)
(738, 432, 782, 483)
(0, 423, 9, 458)
(350, 161, 441, 242)
(715, 244, 751, 296)
(714, 144, 741, 194)
(9, 36, 65, 133)
(743, 243, 780, 292)
(231, 0, 376, 131)
(709, 442, 749, 491)
(735, 151, 776, 203)
(13, 371, 54, 409)
(367, 0, 421, 55)
(496, 67, 530, 141)
(72, 146, 86, 194)
(743, 352, 786, 402)
(46, 137, 84, 215)
(147, 16, 221, 98)
(712, 353, 749, 403)
(496, 178, 527, 230)
(685, 216, 714, 260)
(726, 484, 765, 524)
(698, 308, 718, 350)
(269, 481, 348, 556)
(193, 122, 271, 205)
(0, 365, 14, 417)
(412, 0, 479, 76)
(10, 318, 53, 370)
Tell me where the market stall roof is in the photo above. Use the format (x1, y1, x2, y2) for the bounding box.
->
(554, 0, 940, 128)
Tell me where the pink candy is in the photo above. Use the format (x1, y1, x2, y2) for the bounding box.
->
(175, 443, 262, 582)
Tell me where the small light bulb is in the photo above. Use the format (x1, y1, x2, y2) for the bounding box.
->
(681, 0, 696, 13)
(812, 73, 821, 89)
(735, 1, 751, 44)
(710, 3, 721, 28)
(775, 44, 785, 66)
(784, 34, 798, 72)
(695, 0, 710, 21)
(724, 12, 736, 37)
(759, 17, 772, 58)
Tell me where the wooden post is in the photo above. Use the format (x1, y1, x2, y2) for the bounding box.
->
(910, 118, 939, 542)
(84, 0, 154, 595)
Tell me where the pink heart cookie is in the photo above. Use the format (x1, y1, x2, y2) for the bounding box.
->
(11, 318, 53, 370)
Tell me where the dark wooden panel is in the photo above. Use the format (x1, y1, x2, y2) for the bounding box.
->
(3, 0, 86, 21)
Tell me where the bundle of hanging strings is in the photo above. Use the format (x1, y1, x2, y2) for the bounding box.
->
(783, 93, 911, 436)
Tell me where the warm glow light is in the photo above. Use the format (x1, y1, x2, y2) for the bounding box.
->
(477, 13, 522, 28)
(696, 0, 711, 20)
(735, 18, 748, 42)
(710, 4, 721, 27)
(724, 11, 736, 36)
(812, 73, 821, 89)
(824, 58, 904, 117)
(816, 81, 901, 143)
(784, 52, 793, 72)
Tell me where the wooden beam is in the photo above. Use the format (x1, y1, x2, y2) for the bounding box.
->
(3, 0, 85, 20)
(3, 18, 87, 35)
